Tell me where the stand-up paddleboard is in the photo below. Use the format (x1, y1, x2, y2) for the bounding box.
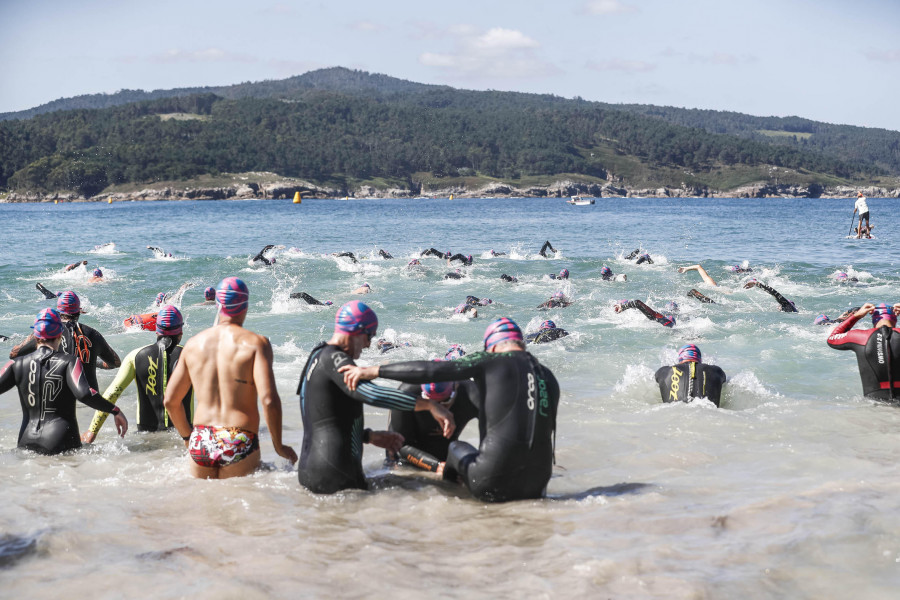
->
(124, 313, 157, 331)
(845, 236, 877, 240)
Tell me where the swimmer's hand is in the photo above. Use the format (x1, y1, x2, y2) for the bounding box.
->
(81, 431, 96, 444)
(422, 400, 455, 438)
(436, 462, 445, 476)
(893, 303, 900, 317)
(339, 364, 379, 391)
(855, 303, 875, 318)
(113, 412, 128, 437)
(275, 443, 298, 464)
(368, 431, 404, 454)
(677, 266, 693, 274)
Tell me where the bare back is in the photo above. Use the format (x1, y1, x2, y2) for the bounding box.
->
(181, 323, 270, 432)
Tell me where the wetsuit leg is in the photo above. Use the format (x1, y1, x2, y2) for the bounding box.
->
(444, 440, 478, 481)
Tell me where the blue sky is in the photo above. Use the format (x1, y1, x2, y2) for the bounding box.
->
(2, 0, 899, 130)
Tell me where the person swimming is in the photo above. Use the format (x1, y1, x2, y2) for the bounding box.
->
(377, 249, 394, 259)
(147, 246, 174, 258)
(64, 260, 88, 272)
(549, 268, 569, 280)
(525, 320, 570, 344)
(195, 286, 217, 306)
(489, 249, 507, 257)
(332, 251, 357, 264)
(88, 268, 104, 283)
(687, 289, 715, 304)
(729, 264, 753, 274)
(537, 291, 572, 310)
(448, 254, 474, 266)
(500, 274, 518, 283)
(636, 253, 653, 265)
(251, 245, 279, 266)
(827, 302, 900, 401)
(352, 283, 372, 295)
(538, 241, 558, 258)
(290, 292, 333, 306)
(743, 279, 797, 312)
(444, 269, 465, 280)
(421, 248, 450, 259)
(614, 299, 676, 327)
(654, 344, 727, 407)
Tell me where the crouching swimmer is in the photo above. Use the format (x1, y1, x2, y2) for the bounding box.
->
(827, 303, 900, 402)
(341, 318, 560, 503)
(654, 344, 727, 407)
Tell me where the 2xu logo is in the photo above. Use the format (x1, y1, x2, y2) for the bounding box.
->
(526, 372, 551, 416)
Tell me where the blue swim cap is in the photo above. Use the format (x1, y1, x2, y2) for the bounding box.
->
(677, 344, 701, 363)
(56, 290, 81, 315)
(335, 300, 378, 337)
(93, 268, 103, 277)
(814, 314, 830, 325)
(216, 277, 250, 316)
(421, 379, 454, 401)
(204, 286, 215, 301)
(872, 303, 897, 326)
(600, 266, 612, 279)
(156, 305, 183, 336)
(484, 317, 523, 350)
(32, 308, 64, 340)
(559, 269, 569, 279)
(444, 344, 466, 360)
(540, 320, 556, 330)
(661, 315, 676, 328)
(552, 291, 565, 300)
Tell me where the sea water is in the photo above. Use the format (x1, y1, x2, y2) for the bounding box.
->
(0, 197, 898, 598)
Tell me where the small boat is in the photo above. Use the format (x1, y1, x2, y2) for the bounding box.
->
(567, 196, 595, 206)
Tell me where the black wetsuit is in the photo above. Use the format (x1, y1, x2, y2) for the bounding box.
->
(625, 249, 641, 260)
(655, 362, 727, 407)
(827, 316, 900, 401)
(636, 253, 653, 265)
(500, 274, 518, 283)
(251, 245, 276, 266)
(539, 241, 557, 258)
(448, 254, 473, 266)
(36, 283, 57, 299)
(378, 249, 394, 259)
(290, 292, 327, 305)
(753, 282, 797, 312)
(687, 289, 715, 304)
(11, 320, 118, 391)
(297, 343, 420, 494)
(549, 273, 568, 280)
(333, 252, 358, 263)
(421, 248, 449, 259)
(537, 298, 572, 310)
(490, 250, 507, 257)
(379, 351, 560, 502)
(444, 271, 465, 280)
(618, 300, 674, 327)
(0, 347, 119, 454)
(525, 328, 569, 344)
(388, 381, 480, 472)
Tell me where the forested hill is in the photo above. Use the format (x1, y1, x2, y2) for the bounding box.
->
(0, 68, 897, 198)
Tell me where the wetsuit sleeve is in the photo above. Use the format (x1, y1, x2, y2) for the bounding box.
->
(755, 283, 797, 312)
(89, 348, 139, 435)
(379, 353, 491, 384)
(91, 331, 120, 368)
(0, 359, 15, 395)
(68, 358, 119, 413)
(826, 314, 870, 350)
(324, 350, 419, 411)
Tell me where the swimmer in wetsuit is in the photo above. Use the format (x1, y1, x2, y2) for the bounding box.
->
(549, 268, 569, 280)
(833, 271, 859, 284)
(729, 264, 753, 274)
(827, 302, 900, 402)
(500, 274, 518, 283)
(377, 249, 394, 259)
(64, 260, 88, 272)
(614, 299, 676, 327)
(421, 248, 450, 259)
(163, 277, 297, 479)
(341, 317, 560, 503)
(490, 249, 507, 257)
(654, 344, 727, 407)
(525, 320, 569, 344)
(251, 245, 278, 266)
(444, 269, 465, 280)
(538, 241, 558, 258)
(448, 254, 474, 266)
(0, 309, 128, 454)
(635, 253, 653, 265)
(296, 301, 454, 494)
(10, 291, 121, 390)
(83, 306, 193, 443)
(600, 266, 627, 282)
(407, 259, 423, 269)
(289, 292, 333, 306)
(537, 291, 572, 310)
(743, 279, 797, 312)
(147, 246, 173, 258)
(332, 251, 358, 263)
(687, 289, 716, 304)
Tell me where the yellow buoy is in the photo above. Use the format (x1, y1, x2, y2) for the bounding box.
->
(293, 191, 301, 204)
(108, 198, 113, 204)
(449, 194, 454, 200)
(54, 200, 58, 205)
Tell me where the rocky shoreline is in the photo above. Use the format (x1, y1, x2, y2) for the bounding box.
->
(3, 179, 899, 203)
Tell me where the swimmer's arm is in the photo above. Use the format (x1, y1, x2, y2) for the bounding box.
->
(93, 334, 121, 369)
(9, 335, 37, 359)
(163, 352, 194, 443)
(677, 265, 718, 286)
(0, 359, 15, 394)
(68, 358, 128, 436)
(86, 349, 138, 439)
(754, 282, 796, 312)
(255, 339, 297, 463)
(826, 307, 870, 348)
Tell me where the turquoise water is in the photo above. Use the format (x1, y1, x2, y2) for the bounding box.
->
(1, 197, 899, 598)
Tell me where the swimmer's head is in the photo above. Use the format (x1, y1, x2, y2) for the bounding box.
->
(215, 277, 250, 317)
(156, 305, 183, 337)
(872, 303, 897, 327)
(600, 266, 612, 280)
(677, 344, 701, 363)
(155, 292, 167, 305)
(835, 272, 848, 281)
(454, 302, 469, 314)
(814, 314, 831, 325)
(408, 259, 421, 266)
(444, 344, 466, 360)
(540, 320, 556, 330)
(92, 268, 103, 277)
(484, 317, 523, 351)
(467, 255, 473, 263)
(32, 308, 63, 340)
(204, 287, 215, 301)
(422, 379, 454, 402)
(665, 301, 679, 313)
(362, 282, 370, 288)
(335, 300, 378, 338)
(552, 291, 565, 300)
(56, 291, 81, 315)
(661, 315, 677, 328)
(558, 268, 569, 279)
(639, 253, 650, 261)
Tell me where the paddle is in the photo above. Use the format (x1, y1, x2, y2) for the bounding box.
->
(848, 209, 857, 237)
(36, 282, 57, 299)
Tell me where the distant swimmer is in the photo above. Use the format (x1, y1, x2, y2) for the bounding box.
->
(88, 268, 104, 283)
(454, 302, 479, 318)
(341, 317, 560, 502)
(489, 249, 507, 257)
(407, 259, 423, 269)
(614, 299, 676, 327)
(0, 334, 9, 342)
(687, 289, 716, 304)
(289, 292, 333, 306)
(537, 291, 572, 310)
(654, 344, 727, 407)
(833, 271, 859, 284)
(147, 246, 174, 258)
(376, 338, 411, 354)
(743, 279, 797, 312)
(549, 268, 569, 280)
(83, 306, 193, 443)
(332, 251, 357, 263)
(296, 300, 454, 494)
(352, 282, 372, 295)
(853, 191, 871, 239)
(444, 269, 465, 280)
(0, 309, 127, 454)
(421, 248, 450, 259)
(538, 241, 558, 258)
(377, 249, 394, 259)
(154, 282, 193, 307)
(827, 303, 900, 401)
(636, 253, 653, 265)
(624, 249, 641, 260)
(678, 264, 720, 287)
(64, 260, 88, 272)
(164, 277, 297, 479)
(500, 274, 518, 283)
(252, 245, 279, 266)
(600, 266, 627, 282)
(729, 264, 753, 274)
(195, 286, 217, 306)
(525, 320, 569, 344)
(10, 291, 121, 390)
(448, 253, 474, 266)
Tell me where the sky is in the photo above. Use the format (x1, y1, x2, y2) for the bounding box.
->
(2, 0, 899, 130)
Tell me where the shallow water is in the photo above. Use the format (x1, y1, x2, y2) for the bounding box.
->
(1, 197, 899, 598)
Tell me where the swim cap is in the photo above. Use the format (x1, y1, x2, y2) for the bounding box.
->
(639, 253, 650, 261)
(445, 344, 466, 360)
(665, 301, 679, 313)
(677, 344, 701, 363)
(408, 259, 421, 266)
(600, 266, 612, 279)
(156, 305, 184, 336)
(454, 302, 469, 314)
(204, 286, 215, 301)
(559, 268, 569, 279)
(661, 315, 677, 328)
(32, 308, 63, 340)
(814, 314, 830, 325)
(467, 255, 473, 263)
(835, 272, 848, 281)
(872, 303, 897, 326)
(93, 268, 103, 277)
(335, 300, 378, 337)
(215, 277, 249, 316)
(540, 320, 556, 330)
(56, 290, 81, 315)
(552, 291, 565, 300)
(484, 317, 523, 350)
(155, 292, 168, 305)
(421, 380, 454, 401)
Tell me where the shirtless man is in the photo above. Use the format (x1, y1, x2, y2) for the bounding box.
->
(163, 277, 297, 479)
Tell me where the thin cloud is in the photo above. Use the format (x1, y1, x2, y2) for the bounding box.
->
(152, 48, 257, 64)
(586, 58, 656, 73)
(419, 26, 558, 80)
(582, 0, 639, 16)
(864, 49, 900, 62)
(258, 3, 295, 16)
(351, 21, 387, 33)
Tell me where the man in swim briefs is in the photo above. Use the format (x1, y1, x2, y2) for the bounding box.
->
(341, 317, 560, 502)
(296, 300, 454, 494)
(827, 302, 900, 401)
(654, 344, 727, 407)
(163, 277, 297, 479)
